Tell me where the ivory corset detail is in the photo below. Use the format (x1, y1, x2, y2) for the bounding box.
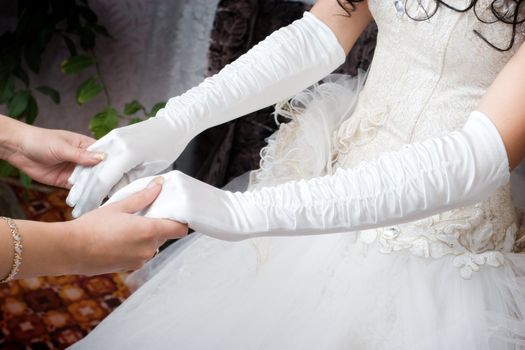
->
(332, 0, 524, 277)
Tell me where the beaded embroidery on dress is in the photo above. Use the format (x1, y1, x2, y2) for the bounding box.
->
(72, 1, 525, 349)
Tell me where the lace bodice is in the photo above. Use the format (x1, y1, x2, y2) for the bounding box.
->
(333, 0, 524, 278)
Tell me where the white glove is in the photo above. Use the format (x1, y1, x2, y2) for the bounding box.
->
(105, 111, 510, 241)
(66, 11, 346, 218)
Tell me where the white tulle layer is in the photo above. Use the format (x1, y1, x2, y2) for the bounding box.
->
(71, 74, 525, 349)
(72, 233, 525, 349)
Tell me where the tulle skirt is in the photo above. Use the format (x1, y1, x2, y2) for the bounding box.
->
(70, 74, 525, 349)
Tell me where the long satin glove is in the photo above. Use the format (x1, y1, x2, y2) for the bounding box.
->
(105, 111, 510, 241)
(66, 12, 346, 218)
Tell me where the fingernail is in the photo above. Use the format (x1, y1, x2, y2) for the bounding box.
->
(147, 176, 164, 189)
(91, 152, 106, 161)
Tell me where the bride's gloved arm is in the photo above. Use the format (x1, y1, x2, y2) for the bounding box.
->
(107, 16, 525, 241)
(106, 110, 511, 241)
(66, 0, 372, 217)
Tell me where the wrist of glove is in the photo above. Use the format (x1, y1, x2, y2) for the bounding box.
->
(106, 111, 510, 241)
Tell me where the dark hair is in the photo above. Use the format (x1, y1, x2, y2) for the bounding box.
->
(337, 0, 525, 51)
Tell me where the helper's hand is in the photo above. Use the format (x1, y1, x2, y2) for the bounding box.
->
(6, 123, 105, 188)
(105, 170, 250, 241)
(66, 177, 188, 275)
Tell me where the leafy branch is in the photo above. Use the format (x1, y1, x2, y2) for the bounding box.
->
(0, 0, 166, 184)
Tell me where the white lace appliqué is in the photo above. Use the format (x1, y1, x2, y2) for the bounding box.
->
(357, 205, 518, 279)
(452, 251, 505, 279)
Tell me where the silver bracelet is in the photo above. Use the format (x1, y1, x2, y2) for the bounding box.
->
(0, 217, 22, 283)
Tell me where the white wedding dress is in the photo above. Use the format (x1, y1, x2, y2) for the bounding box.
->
(71, 1, 525, 349)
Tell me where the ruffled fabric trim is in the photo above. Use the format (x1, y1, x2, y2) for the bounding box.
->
(249, 72, 367, 188)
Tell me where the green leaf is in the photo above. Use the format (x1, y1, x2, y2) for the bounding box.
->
(128, 117, 142, 125)
(76, 77, 103, 105)
(16, 8, 40, 39)
(124, 100, 144, 115)
(89, 107, 119, 139)
(36, 85, 60, 104)
(19, 172, 32, 188)
(79, 27, 96, 50)
(8, 90, 30, 118)
(149, 102, 166, 117)
(24, 94, 38, 124)
(91, 24, 111, 38)
(63, 35, 78, 56)
(24, 43, 42, 74)
(0, 34, 19, 73)
(37, 25, 54, 50)
(13, 67, 29, 87)
(65, 9, 82, 33)
(0, 56, 18, 77)
(0, 160, 18, 178)
(0, 75, 15, 103)
(61, 55, 96, 74)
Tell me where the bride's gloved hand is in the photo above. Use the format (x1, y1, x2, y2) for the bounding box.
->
(66, 11, 346, 218)
(104, 111, 510, 240)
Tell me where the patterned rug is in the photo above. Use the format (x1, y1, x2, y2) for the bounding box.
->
(0, 180, 130, 349)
